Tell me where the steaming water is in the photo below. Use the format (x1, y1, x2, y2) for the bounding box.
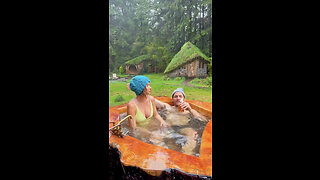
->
(120, 109, 210, 157)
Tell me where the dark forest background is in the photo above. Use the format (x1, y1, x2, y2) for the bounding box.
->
(109, 0, 212, 74)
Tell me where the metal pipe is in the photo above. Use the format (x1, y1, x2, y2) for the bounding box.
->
(109, 115, 132, 130)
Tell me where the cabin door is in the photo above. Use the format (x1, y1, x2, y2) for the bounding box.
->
(187, 61, 196, 77)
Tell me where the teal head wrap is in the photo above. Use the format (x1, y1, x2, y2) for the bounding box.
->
(129, 76, 151, 95)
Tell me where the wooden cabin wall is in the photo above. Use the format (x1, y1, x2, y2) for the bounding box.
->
(196, 60, 207, 78)
(167, 59, 208, 78)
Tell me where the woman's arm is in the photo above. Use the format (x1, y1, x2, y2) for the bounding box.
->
(127, 102, 137, 129)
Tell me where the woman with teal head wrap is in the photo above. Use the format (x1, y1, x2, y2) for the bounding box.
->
(127, 75, 169, 131)
(129, 76, 150, 95)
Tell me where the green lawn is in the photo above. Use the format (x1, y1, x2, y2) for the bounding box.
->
(109, 73, 212, 107)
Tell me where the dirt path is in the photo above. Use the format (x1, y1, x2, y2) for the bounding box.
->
(162, 78, 193, 87)
(183, 78, 193, 87)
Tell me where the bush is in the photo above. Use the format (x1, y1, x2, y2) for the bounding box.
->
(114, 95, 125, 102)
(162, 75, 171, 81)
(189, 77, 212, 87)
(208, 57, 213, 77)
(190, 78, 201, 84)
(205, 76, 212, 87)
(175, 77, 182, 81)
(119, 66, 124, 75)
(162, 75, 167, 80)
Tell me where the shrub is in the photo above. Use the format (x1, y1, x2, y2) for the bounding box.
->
(190, 77, 212, 87)
(205, 77, 212, 87)
(119, 66, 124, 75)
(208, 57, 213, 77)
(175, 77, 182, 81)
(114, 95, 124, 102)
(190, 78, 201, 84)
(162, 75, 171, 81)
(162, 75, 167, 80)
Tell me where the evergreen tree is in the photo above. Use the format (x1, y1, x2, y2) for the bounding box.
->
(109, 0, 213, 73)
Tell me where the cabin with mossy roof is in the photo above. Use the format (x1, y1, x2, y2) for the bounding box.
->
(124, 55, 151, 75)
(164, 42, 210, 78)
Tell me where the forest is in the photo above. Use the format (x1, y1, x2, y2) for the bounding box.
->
(109, 0, 212, 74)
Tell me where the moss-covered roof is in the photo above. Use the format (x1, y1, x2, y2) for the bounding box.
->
(124, 55, 151, 65)
(164, 42, 210, 74)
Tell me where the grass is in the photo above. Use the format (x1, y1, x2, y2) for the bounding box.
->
(109, 73, 212, 107)
(189, 77, 212, 88)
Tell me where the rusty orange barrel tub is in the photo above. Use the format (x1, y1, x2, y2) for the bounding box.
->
(109, 96, 213, 177)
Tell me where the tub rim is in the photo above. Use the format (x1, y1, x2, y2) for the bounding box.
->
(109, 96, 212, 177)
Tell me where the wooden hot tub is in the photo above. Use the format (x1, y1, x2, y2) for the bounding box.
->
(109, 96, 212, 177)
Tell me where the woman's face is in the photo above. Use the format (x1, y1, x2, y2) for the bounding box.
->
(142, 83, 152, 95)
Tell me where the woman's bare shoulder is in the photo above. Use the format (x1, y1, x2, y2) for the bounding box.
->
(127, 99, 136, 108)
(149, 96, 157, 104)
(149, 95, 155, 101)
